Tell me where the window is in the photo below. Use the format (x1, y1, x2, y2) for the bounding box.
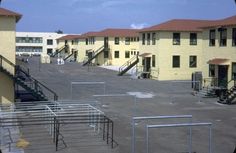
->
(16, 37, 43, 43)
(114, 51, 119, 58)
(232, 63, 236, 79)
(152, 55, 156, 67)
(104, 51, 109, 58)
(189, 56, 197, 68)
(173, 33, 180, 45)
(125, 37, 130, 45)
(232, 28, 236, 46)
(152, 33, 156, 45)
(131, 51, 133, 55)
(172, 55, 180, 68)
(147, 33, 151, 45)
(47, 48, 53, 54)
(142, 33, 145, 45)
(85, 38, 88, 45)
(125, 51, 130, 58)
(219, 28, 227, 46)
(190, 33, 197, 45)
(71, 40, 74, 45)
(209, 29, 215, 46)
(114, 37, 119, 45)
(209, 64, 215, 77)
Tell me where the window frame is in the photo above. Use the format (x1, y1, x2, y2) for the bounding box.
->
(209, 29, 216, 46)
(125, 51, 130, 58)
(219, 28, 227, 47)
(114, 51, 119, 58)
(189, 56, 197, 68)
(114, 37, 119, 45)
(190, 33, 197, 45)
(172, 55, 180, 68)
(173, 33, 180, 45)
(232, 28, 236, 46)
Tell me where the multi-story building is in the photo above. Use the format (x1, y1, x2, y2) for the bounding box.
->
(16, 32, 66, 56)
(77, 29, 139, 68)
(0, 8, 22, 104)
(139, 15, 236, 82)
(56, 34, 80, 60)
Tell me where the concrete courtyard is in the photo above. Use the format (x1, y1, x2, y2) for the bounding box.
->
(14, 56, 236, 153)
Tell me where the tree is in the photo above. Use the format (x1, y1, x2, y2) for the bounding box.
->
(55, 30, 63, 34)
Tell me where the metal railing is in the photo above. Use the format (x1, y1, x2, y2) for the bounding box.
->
(118, 54, 139, 74)
(0, 54, 58, 101)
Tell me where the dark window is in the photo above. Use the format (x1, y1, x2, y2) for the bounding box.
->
(147, 33, 151, 45)
(131, 51, 133, 55)
(125, 51, 130, 58)
(134, 51, 136, 55)
(85, 38, 88, 45)
(232, 28, 236, 46)
(172, 56, 180, 68)
(219, 28, 227, 46)
(209, 29, 215, 46)
(152, 33, 156, 45)
(47, 49, 53, 54)
(47, 39, 53, 45)
(125, 37, 130, 45)
(104, 51, 109, 58)
(71, 40, 74, 45)
(137, 37, 140, 42)
(152, 55, 156, 67)
(232, 63, 236, 79)
(189, 56, 197, 68)
(173, 33, 180, 45)
(114, 37, 119, 45)
(190, 33, 197, 45)
(114, 51, 119, 58)
(209, 64, 215, 77)
(142, 33, 145, 45)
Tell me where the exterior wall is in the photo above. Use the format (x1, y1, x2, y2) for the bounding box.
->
(108, 37, 139, 66)
(16, 32, 66, 55)
(202, 26, 236, 86)
(77, 36, 139, 66)
(0, 16, 16, 103)
(139, 31, 203, 80)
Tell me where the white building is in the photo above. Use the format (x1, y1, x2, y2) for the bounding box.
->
(16, 32, 66, 56)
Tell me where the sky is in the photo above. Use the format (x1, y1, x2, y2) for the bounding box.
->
(2, 0, 236, 34)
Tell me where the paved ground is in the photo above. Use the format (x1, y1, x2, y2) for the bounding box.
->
(15, 56, 236, 153)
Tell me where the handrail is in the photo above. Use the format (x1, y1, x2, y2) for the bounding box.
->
(93, 45, 105, 55)
(0, 54, 15, 67)
(52, 45, 68, 57)
(16, 66, 58, 101)
(119, 54, 139, 73)
(0, 54, 58, 101)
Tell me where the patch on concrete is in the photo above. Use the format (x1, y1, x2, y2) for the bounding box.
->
(127, 92, 155, 98)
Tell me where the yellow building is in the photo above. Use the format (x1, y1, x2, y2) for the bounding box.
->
(77, 29, 139, 68)
(0, 8, 22, 104)
(55, 35, 80, 61)
(139, 15, 236, 81)
(201, 15, 236, 88)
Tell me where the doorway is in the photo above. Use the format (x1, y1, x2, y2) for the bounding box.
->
(218, 65, 228, 88)
(143, 57, 151, 72)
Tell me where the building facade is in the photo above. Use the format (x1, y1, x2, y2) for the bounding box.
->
(76, 29, 139, 66)
(139, 15, 236, 82)
(0, 8, 22, 104)
(16, 32, 66, 56)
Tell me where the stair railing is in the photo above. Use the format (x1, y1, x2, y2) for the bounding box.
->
(0, 54, 58, 101)
(52, 45, 68, 57)
(119, 54, 139, 73)
(0, 54, 15, 75)
(16, 66, 58, 101)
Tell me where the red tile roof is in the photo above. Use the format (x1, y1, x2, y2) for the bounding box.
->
(0, 8, 22, 22)
(140, 15, 236, 32)
(57, 35, 82, 40)
(81, 29, 139, 38)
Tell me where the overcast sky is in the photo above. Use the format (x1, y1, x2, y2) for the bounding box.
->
(2, 0, 236, 34)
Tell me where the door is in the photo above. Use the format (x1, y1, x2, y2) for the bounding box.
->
(144, 57, 151, 72)
(74, 51, 77, 61)
(104, 37, 109, 49)
(218, 65, 228, 88)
